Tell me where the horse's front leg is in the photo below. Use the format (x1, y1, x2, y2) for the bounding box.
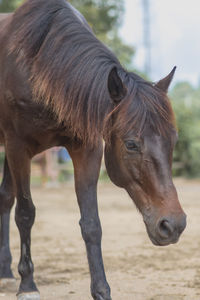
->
(6, 138, 40, 300)
(69, 143, 111, 300)
(0, 157, 15, 285)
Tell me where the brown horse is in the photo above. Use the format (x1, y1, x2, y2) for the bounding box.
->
(0, 1, 186, 299)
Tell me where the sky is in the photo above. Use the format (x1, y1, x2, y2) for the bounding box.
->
(120, 0, 200, 86)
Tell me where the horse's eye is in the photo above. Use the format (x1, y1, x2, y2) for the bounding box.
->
(125, 140, 139, 151)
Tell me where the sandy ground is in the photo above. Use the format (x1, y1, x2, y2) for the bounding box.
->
(1, 178, 200, 300)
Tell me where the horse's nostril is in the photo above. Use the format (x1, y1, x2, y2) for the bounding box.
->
(152, 215, 186, 245)
(158, 219, 173, 239)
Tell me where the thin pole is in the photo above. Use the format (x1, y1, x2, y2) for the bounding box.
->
(142, 0, 151, 77)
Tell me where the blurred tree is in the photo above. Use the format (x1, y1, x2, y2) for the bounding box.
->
(69, 0, 135, 68)
(171, 82, 200, 177)
(0, 0, 22, 12)
(69, 0, 124, 34)
(0, 0, 15, 12)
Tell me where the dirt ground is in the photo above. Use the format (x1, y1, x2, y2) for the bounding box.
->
(1, 178, 200, 300)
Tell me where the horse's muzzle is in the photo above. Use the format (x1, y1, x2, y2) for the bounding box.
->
(146, 213, 187, 246)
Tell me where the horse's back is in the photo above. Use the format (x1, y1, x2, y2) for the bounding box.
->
(0, 13, 12, 21)
(0, 13, 13, 42)
(0, 13, 13, 28)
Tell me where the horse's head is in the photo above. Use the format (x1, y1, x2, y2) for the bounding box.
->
(104, 67, 186, 246)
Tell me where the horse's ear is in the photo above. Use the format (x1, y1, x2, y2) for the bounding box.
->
(108, 67, 127, 103)
(155, 66, 176, 93)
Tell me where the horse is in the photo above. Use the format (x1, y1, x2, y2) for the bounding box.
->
(0, 1, 186, 299)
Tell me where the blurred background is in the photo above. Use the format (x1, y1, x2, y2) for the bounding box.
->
(1, 2, 200, 299)
(0, 0, 200, 183)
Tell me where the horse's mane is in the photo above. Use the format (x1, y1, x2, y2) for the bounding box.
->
(9, 0, 175, 146)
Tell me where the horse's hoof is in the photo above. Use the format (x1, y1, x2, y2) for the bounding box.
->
(96, 295, 104, 300)
(95, 294, 112, 300)
(0, 278, 16, 292)
(17, 292, 40, 300)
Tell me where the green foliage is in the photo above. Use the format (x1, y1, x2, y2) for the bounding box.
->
(0, 0, 16, 12)
(69, 0, 124, 34)
(171, 82, 200, 177)
(0, 0, 22, 12)
(69, 0, 135, 68)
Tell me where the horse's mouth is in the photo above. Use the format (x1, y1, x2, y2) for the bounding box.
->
(149, 234, 179, 246)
